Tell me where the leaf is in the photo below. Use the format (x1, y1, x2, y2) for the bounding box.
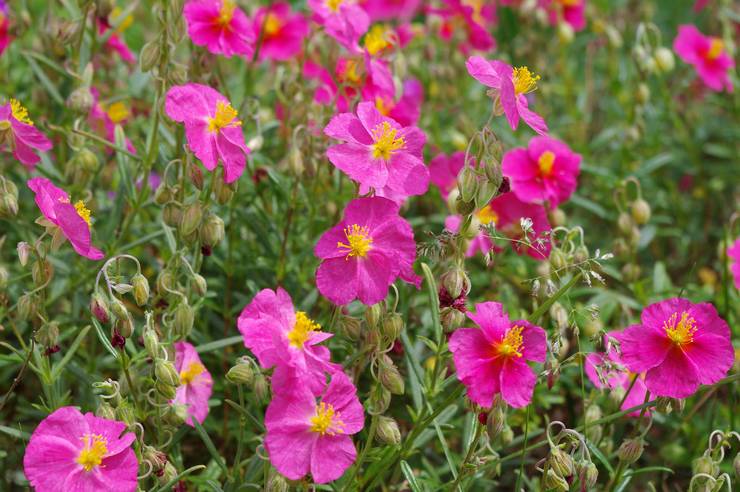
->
(652, 262, 673, 294)
(192, 419, 229, 476)
(153, 465, 206, 492)
(399, 460, 422, 492)
(586, 440, 614, 474)
(23, 55, 64, 104)
(624, 466, 674, 477)
(196, 336, 243, 354)
(51, 326, 91, 381)
(0, 425, 30, 441)
(92, 318, 119, 360)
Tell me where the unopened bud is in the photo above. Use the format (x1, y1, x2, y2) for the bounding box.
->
(266, 470, 289, 492)
(368, 385, 391, 414)
(142, 445, 168, 470)
(381, 313, 403, 342)
(116, 402, 136, 426)
(110, 298, 128, 319)
(289, 146, 304, 176)
(36, 321, 60, 348)
(17, 242, 31, 266)
(162, 202, 182, 227)
(90, 292, 110, 324)
(173, 301, 194, 339)
(226, 361, 254, 385)
(733, 452, 740, 480)
(253, 374, 270, 403)
(139, 40, 160, 72)
(441, 307, 465, 332)
(549, 249, 568, 271)
(376, 416, 401, 445)
(654, 47, 674, 73)
(96, 402, 117, 420)
(115, 316, 134, 338)
(622, 263, 642, 282)
(617, 212, 634, 235)
(631, 198, 651, 225)
(200, 213, 225, 247)
(192, 274, 207, 296)
(0, 192, 19, 218)
(458, 166, 479, 203)
(365, 304, 383, 328)
(454, 195, 476, 216)
(557, 22, 574, 44)
(501, 425, 514, 446)
(189, 162, 204, 190)
(379, 356, 404, 395)
(441, 268, 466, 299)
(158, 462, 178, 485)
(32, 259, 53, 285)
(693, 453, 718, 477)
(155, 379, 178, 400)
(636, 83, 650, 105)
(154, 183, 172, 205)
(132, 273, 150, 306)
(578, 461, 599, 489)
(486, 406, 506, 441)
(617, 437, 644, 464)
(155, 359, 180, 387)
(543, 468, 569, 491)
(179, 202, 203, 237)
(573, 245, 589, 264)
(549, 208, 566, 227)
(17, 293, 37, 321)
(214, 178, 236, 204)
(67, 87, 94, 114)
(547, 447, 574, 478)
(339, 316, 362, 341)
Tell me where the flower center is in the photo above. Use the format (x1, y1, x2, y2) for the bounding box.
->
(263, 13, 283, 38)
(337, 224, 373, 259)
(538, 150, 555, 178)
(110, 6, 133, 32)
(326, 0, 344, 12)
(495, 325, 524, 358)
(375, 96, 393, 116)
(371, 121, 405, 160)
(463, 0, 485, 24)
(10, 99, 34, 126)
(180, 362, 205, 385)
(477, 205, 498, 226)
(364, 25, 391, 56)
(309, 401, 346, 435)
(558, 0, 581, 6)
(207, 101, 241, 134)
(705, 38, 724, 61)
(106, 102, 130, 124)
(339, 59, 363, 85)
(217, 0, 236, 27)
(76, 434, 108, 472)
(512, 67, 540, 96)
(664, 311, 698, 346)
(74, 200, 92, 226)
(286, 311, 321, 349)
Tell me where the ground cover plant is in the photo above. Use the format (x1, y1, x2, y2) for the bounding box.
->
(0, 0, 738, 490)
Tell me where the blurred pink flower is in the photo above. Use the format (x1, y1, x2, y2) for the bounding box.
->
(360, 0, 421, 21)
(434, 0, 496, 52)
(172, 341, 213, 426)
(265, 371, 364, 483)
(693, 0, 710, 12)
(728, 237, 740, 290)
(673, 25, 734, 92)
(619, 298, 733, 399)
(429, 151, 466, 198)
(253, 2, 309, 61)
(0, 99, 52, 168)
(488, 192, 552, 260)
(502, 136, 580, 206)
(445, 211, 500, 258)
(324, 101, 428, 197)
(585, 331, 649, 417)
(450, 301, 546, 408)
(97, 10, 136, 64)
(23, 406, 138, 492)
(27, 177, 104, 260)
(165, 83, 249, 183)
(237, 288, 338, 396)
(308, 0, 369, 52)
(466, 56, 548, 135)
(0, 1, 10, 56)
(315, 197, 420, 305)
(371, 78, 423, 127)
(541, 0, 586, 32)
(184, 0, 255, 58)
(88, 89, 136, 154)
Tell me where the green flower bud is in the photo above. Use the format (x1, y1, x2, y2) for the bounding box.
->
(458, 166, 479, 203)
(158, 462, 178, 486)
(32, 259, 53, 286)
(454, 195, 476, 216)
(375, 416, 401, 445)
(155, 379, 178, 400)
(0, 266, 7, 291)
(253, 374, 270, 403)
(142, 444, 168, 470)
(214, 178, 237, 204)
(153, 183, 172, 205)
(200, 213, 225, 247)
(163, 404, 188, 426)
(139, 40, 160, 72)
(557, 22, 574, 44)
(17, 293, 37, 321)
(155, 359, 181, 387)
(339, 315, 362, 341)
(441, 307, 466, 332)
(162, 202, 182, 227)
(446, 187, 460, 214)
(110, 298, 128, 320)
(188, 274, 206, 297)
(36, 321, 60, 348)
(157, 270, 177, 295)
(501, 425, 514, 446)
(549, 249, 568, 271)
(573, 245, 589, 264)
(265, 470, 289, 492)
(173, 301, 194, 339)
(622, 263, 642, 282)
(17, 241, 30, 267)
(654, 47, 675, 73)
(692, 454, 718, 477)
(95, 402, 117, 420)
(368, 385, 391, 414)
(365, 303, 383, 328)
(543, 468, 569, 491)
(90, 292, 110, 324)
(631, 198, 651, 225)
(381, 313, 403, 342)
(617, 437, 644, 464)
(132, 273, 150, 306)
(577, 461, 599, 489)
(66, 87, 94, 114)
(116, 402, 136, 426)
(379, 356, 404, 395)
(179, 202, 203, 237)
(486, 405, 506, 441)
(547, 447, 575, 478)
(617, 212, 634, 235)
(733, 452, 740, 481)
(549, 208, 566, 227)
(0, 190, 19, 218)
(143, 328, 159, 360)
(189, 162, 204, 190)
(636, 83, 650, 105)
(226, 362, 254, 386)
(441, 267, 467, 299)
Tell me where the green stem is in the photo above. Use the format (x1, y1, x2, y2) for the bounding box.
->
(349, 414, 379, 488)
(449, 420, 484, 491)
(528, 273, 582, 324)
(514, 405, 531, 492)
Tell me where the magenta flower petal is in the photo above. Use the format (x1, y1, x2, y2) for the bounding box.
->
(172, 341, 213, 426)
(500, 360, 537, 408)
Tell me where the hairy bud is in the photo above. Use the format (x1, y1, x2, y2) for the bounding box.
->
(143, 327, 160, 360)
(654, 47, 675, 73)
(543, 468, 569, 491)
(381, 313, 403, 342)
(339, 315, 362, 341)
(376, 416, 401, 445)
(179, 202, 203, 237)
(226, 361, 254, 386)
(547, 447, 574, 478)
(617, 436, 645, 464)
(368, 385, 391, 414)
(139, 40, 160, 72)
(66, 87, 94, 114)
(96, 402, 117, 420)
(36, 321, 60, 348)
(155, 379, 178, 400)
(692, 454, 718, 477)
(173, 301, 194, 339)
(631, 198, 651, 225)
(132, 273, 150, 306)
(378, 355, 405, 395)
(365, 303, 383, 329)
(200, 213, 225, 247)
(155, 359, 181, 387)
(486, 405, 506, 441)
(17, 293, 37, 321)
(253, 374, 270, 403)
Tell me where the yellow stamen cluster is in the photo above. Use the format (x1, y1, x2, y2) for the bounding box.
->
(76, 434, 108, 472)
(375, 96, 393, 116)
(326, 0, 344, 12)
(664, 311, 698, 346)
(207, 101, 242, 134)
(496, 325, 524, 358)
(110, 7, 134, 33)
(10, 99, 34, 126)
(706, 38, 724, 60)
(538, 150, 555, 178)
(558, 0, 581, 6)
(287, 311, 321, 349)
(217, 0, 236, 26)
(106, 102, 130, 124)
(341, 59, 362, 85)
(337, 224, 373, 259)
(180, 362, 206, 385)
(364, 25, 391, 56)
(477, 205, 498, 226)
(512, 66, 540, 96)
(263, 13, 283, 38)
(371, 121, 405, 160)
(74, 200, 92, 226)
(309, 402, 346, 435)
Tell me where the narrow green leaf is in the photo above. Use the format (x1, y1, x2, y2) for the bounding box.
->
(399, 460, 422, 492)
(196, 335, 243, 354)
(51, 325, 91, 381)
(23, 55, 64, 104)
(153, 465, 206, 492)
(191, 419, 229, 476)
(0, 425, 30, 441)
(624, 466, 674, 477)
(586, 440, 614, 474)
(92, 318, 119, 360)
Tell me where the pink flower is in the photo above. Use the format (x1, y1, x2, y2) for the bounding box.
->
(0, 99, 53, 168)
(324, 101, 428, 197)
(184, 0, 255, 58)
(435, 0, 497, 52)
(165, 83, 249, 183)
(0, 1, 11, 56)
(444, 213, 498, 259)
(360, 0, 421, 21)
(88, 89, 136, 154)
(502, 136, 581, 206)
(585, 332, 649, 417)
(619, 298, 734, 399)
(237, 288, 339, 395)
(27, 177, 104, 260)
(172, 341, 213, 426)
(308, 0, 370, 52)
(450, 301, 546, 408)
(728, 237, 740, 290)
(673, 25, 734, 92)
(541, 0, 586, 32)
(466, 56, 548, 135)
(23, 406, 138, 492)
(265, 371, 364, 483)
(371, 78, 424, 127)
(253, 2, 309, 61)
(693, 0, 710, 12)
(430, 151, 466, 199)
(315, 197, 421, 305)
(97, 16, 136, 63)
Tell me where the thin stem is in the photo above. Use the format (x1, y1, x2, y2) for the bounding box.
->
(349, 414, 379, 487)
(449, 419, 484, 491)
(514, 406, 531, 492)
